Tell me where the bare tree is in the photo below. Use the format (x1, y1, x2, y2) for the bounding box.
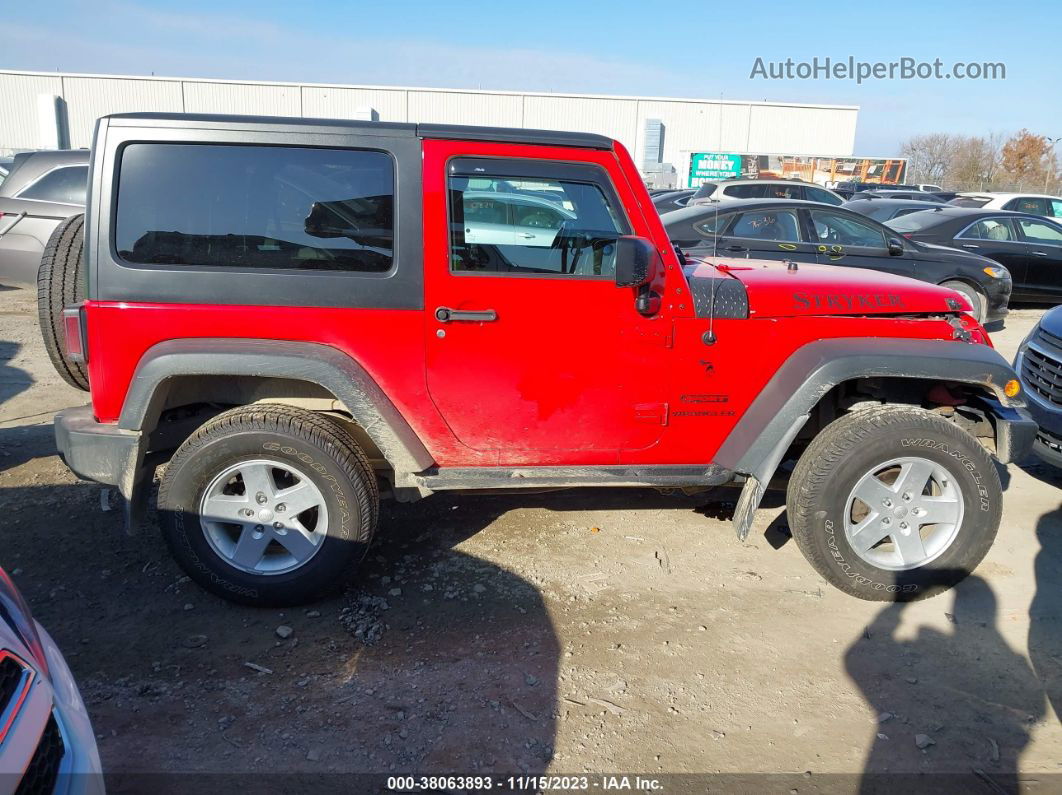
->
(900, 133, 953, 184)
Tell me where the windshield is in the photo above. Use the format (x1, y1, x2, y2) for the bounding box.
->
(884, 211, 948, 233)
(692, 182, 717, 199)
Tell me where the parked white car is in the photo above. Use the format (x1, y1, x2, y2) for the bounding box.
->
(687, 178, 843, 207)
(949, 192, 1062, 221)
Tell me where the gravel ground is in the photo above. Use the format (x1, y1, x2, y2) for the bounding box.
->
(0, 286, 1059, 790)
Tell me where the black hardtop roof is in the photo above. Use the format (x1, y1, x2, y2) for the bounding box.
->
(103, 112, 614, 150)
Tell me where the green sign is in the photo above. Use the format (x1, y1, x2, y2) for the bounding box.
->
(690, 152, 742, 185)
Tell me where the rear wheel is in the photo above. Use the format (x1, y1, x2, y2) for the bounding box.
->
(786, 405, 1001, 601)
(158, 405, 378, 606)
(941, 280, 985, 324)
(37, 214, 88, 390)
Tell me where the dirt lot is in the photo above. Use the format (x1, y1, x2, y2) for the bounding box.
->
(0, 284, 1059, 791)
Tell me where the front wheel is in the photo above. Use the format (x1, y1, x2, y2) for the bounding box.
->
(158, 405, 378, 606)
(941, 280, 985, 324)
(786, 405, 1001, 601)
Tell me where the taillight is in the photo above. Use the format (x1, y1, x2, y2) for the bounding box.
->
(62, 305, 87, 363)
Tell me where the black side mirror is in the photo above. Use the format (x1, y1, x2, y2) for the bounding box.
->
(887, 238, 905, 256)
(615, 236, 660, 287)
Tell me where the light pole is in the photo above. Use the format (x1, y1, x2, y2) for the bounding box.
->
(1046, 136, 1061, 194)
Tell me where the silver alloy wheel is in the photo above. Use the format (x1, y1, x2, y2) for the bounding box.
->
(199, 458, 329, 575)
(843, 456, 965, 571)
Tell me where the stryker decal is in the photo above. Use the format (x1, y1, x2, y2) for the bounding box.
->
(792, 292, 906, 311)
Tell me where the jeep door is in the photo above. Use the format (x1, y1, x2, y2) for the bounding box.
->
(422, 144, 667, 458)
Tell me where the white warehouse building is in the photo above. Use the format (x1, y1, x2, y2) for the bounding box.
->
(0, 69, 859, 187)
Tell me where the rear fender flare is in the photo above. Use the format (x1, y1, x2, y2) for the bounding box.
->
(119, 339, 435, 492)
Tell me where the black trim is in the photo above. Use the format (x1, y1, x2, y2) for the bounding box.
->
(104, 113, 613, 150)
(417, 465, 733, 491)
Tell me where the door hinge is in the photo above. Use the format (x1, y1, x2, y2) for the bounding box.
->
(634, 402, 669, 425)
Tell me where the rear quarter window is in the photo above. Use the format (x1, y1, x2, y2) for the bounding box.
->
(115, 143, 394, 272)
(17, 165, 88, 204)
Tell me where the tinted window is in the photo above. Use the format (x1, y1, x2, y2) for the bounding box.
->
(1051, 200, 1062, 219)
(724, 184, 767, 199)
(695, 212, 731, 236)
(948, 197, 991, 208)
(116, 144, 394, 272)
(806, 186, 843, 206)
(958, 218, 1015, 241)
(1005, 197, 1048, 215)
(1017, 218, 1062, 244)
(17, 165, 87, 204)
(891, 207, 926, 220)
(449, 169, 629, 277)
(729, 209, 801, 242)
(810, 210, 886, 248)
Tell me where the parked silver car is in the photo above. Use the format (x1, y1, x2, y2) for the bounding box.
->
(0, 566, 103, 793)
(0, 151, 89, 287)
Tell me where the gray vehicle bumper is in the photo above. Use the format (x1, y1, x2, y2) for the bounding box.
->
(55, 405, 146, 531)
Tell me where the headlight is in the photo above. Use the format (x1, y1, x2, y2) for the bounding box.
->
(983, 266, 1008, 279)
(0, 568, 49, 677)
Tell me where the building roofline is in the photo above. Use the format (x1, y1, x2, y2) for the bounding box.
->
(0, 69, 860, 112)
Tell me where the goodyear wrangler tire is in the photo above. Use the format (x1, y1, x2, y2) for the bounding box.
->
(37, 213, 89, 391)
(159, 405, 378, 606)
(786, 405, 1001, 601)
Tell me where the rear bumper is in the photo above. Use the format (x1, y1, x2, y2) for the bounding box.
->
(55, 405, 146, 531)
(54, 405, 141, 488)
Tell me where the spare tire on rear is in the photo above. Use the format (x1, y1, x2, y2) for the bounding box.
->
(37, 213, 89, 391)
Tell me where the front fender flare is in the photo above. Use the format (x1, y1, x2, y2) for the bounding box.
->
(716, 337, 1028, 541)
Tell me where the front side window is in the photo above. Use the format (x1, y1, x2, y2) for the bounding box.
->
(958, 218, 1015, 241)
(17, 165, 87, 204)
(810, 210, 887, 248)
(116, 144, 394, 272)
(1017, 218, 1062, 244)
(729, 209, 801, 242)
(1051, 200, 1062, 219)
(448, 167, 628, 277)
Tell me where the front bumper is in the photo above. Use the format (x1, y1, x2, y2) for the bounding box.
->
(1014, 344, 1062, 468)
(55, 405, 146, 531)
(984, 279, 1011, 323)
(0, 618, 104, 794)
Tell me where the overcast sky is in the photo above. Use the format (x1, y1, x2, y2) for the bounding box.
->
(4, 0, 1058, 156)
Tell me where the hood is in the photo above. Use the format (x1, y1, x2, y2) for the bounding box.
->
(913, 240, 1002, 270)
(1038, 305, 1062, 339)
(684, 255, 968, 319)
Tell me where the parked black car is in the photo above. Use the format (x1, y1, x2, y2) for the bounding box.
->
(844, 197, 946, 223)
(1014, 306, 1062, 467)
(662, 199, 1011, 322)
(850, 190, 946, 203)
(885, 207, 1062, 302)
(652, 189, 695, 214)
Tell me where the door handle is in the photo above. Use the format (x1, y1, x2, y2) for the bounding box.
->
(517, 232, 535, 239)
(435, 307, 498, 323)
(1033, 251, 1048, 257)
(961, 243, 980, 249)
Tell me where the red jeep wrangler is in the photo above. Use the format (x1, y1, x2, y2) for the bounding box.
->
(41, 112, 1035, 606)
